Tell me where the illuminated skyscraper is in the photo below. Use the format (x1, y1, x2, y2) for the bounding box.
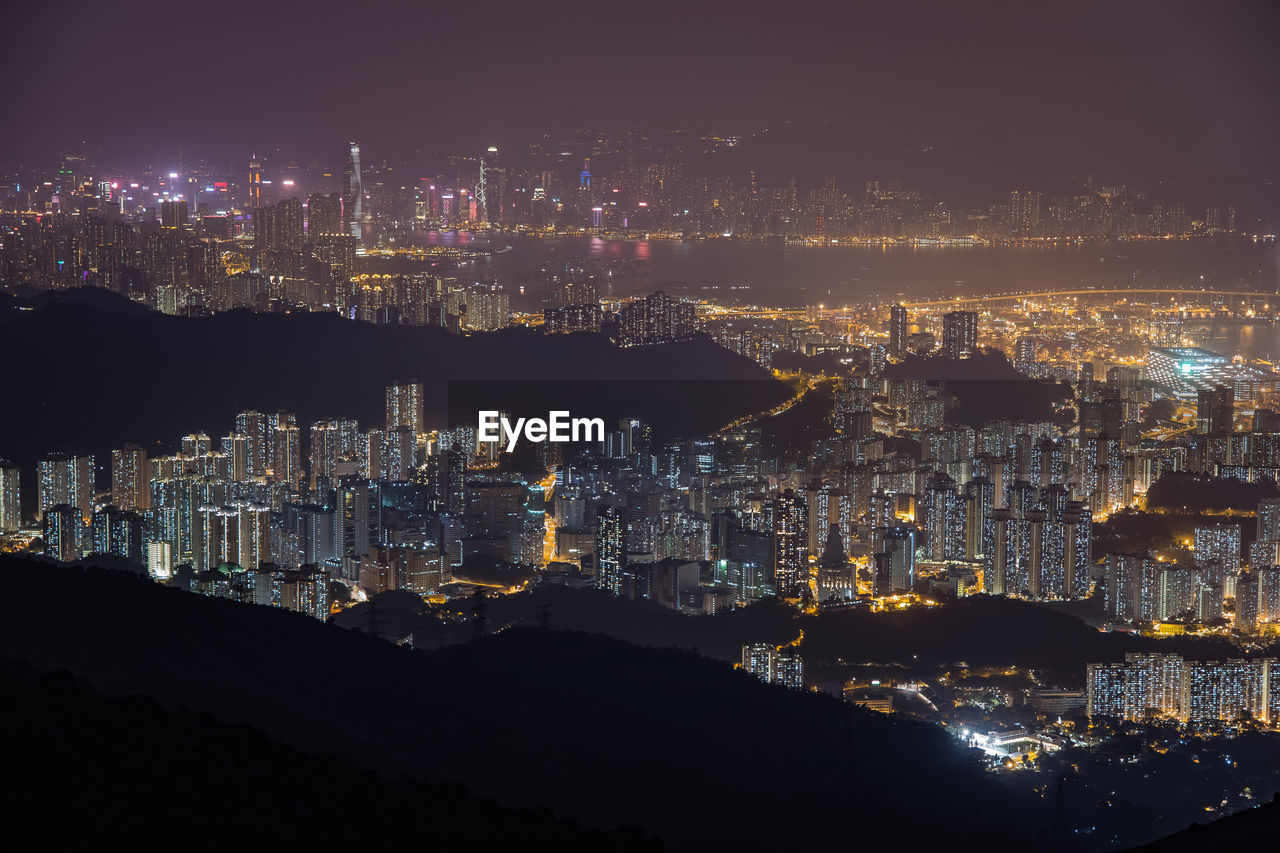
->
(221, 433, 249, 482)
(920, 472, 965, 562)
(149, 474, 201, 566)
(1195, 385, 1235, 435)
(91, 505, 144, 564)
(617, 291, 698, 346)
(772, 489, 809, 598)
(1086, 652, 1187, 722)
(941, 310, 978, 359)
(1014, 336, 1039, 373)
(147, 541, 173, 580)
(888, 304, 908, 358)
(382, 427, 417, 482)
(1008, 189, 1041, 237)
(255, 198, 304, 255)
(0, 460, 20, 532)
(342, 141, 362, 238)
(43, 503, 82, 561)
(110, 444, 149, 512)
(463, 481, 528, 564)
(248, 153, 263, 217)
(160, 199, 189, 229)
(1257, 497, 1280, 542)
(306, 192, 342, 236)
(1195, 523, 1241, 575)
(272, 422, 302, 487)
(596, 503, 625, 594)
(426, 449, 466, 515)
(385, 382, 424, 433)
(335, 478, 370, 559)
(741, 643, 804, 689)
(37, 452, 94, 523)
(464, 287, 510, 331)
(309, 420, 341, 490)
(578, 157, 593, 221)
(236, 410, 270, 477)
(879, 526, 916, 593)
(181, 433, 212, 458)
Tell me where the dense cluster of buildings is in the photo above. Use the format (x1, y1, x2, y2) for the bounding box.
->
(0, 135, 1244, 316)
(1087, 652, 1280, 726)
(741, 642, 805, 690)
(4, 290, 1280, 647)
(3, 139, 1280, 729)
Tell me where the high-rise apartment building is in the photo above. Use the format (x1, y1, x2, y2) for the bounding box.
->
(941, 310, 978, 359)
(772, 489, 809, 598)
(0, 460, 20, 531)
(1195, 523, 1241, 575)
(43, 503, 82, 561)
(1087, 653, 1278, 724)
(1196, 384, 1235, 435)
(385, 382, 424, 433)
(888, 304, 908, 358)
(617, 291, 698, 346)
(273, 422, 302, 487)
(306, 192, 342, 236)
(310, 420, 342, 490)
(596, 503, 625, 594)
(110, 444, 149, 512)
(464, 287, 510, 331)
(37, 452, 94, 522)
(741, 643, 804, 689)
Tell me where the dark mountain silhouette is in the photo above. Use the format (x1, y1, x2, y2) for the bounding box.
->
(883, 350, 1025, 382)
(882, 351, 1073, 427)
(340, 583, 803, 657)
(398, 584, 1250, 685)
(0, 654, 657, 851)
(0, 286, 153, 315)
(1146, 472, 1280, 512)
(0, 554, 1045, 851)
(796, 594, 1245, 684)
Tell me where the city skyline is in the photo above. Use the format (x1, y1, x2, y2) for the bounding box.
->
(3, 0, 1279, 216)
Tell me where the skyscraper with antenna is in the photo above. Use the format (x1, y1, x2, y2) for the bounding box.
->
(474, 146, 497, 224)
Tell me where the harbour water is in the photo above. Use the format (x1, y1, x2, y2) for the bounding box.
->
(410, 231, 1280, 310)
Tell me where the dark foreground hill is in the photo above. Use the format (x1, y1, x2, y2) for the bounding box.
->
(0, 555, 1045, 851)
(0, 289, 787, 485)
(1130, 795, 1280, 851)
(0, 655, 656, 851)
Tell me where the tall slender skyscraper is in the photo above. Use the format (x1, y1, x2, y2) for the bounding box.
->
(110, 444, 149, 512)
(596, 504, 625, 594)
(385, 382, 424, 433)
(343, 142, 362, 238)
(772, 489, 809, 598)
(889, 304, 908, 358)
(0, 460, 20, 532)
(309, 420, 342, 490)
(248, 153, 263, 226)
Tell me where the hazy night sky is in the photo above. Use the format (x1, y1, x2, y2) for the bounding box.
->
(4, 0, 1278, 211)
